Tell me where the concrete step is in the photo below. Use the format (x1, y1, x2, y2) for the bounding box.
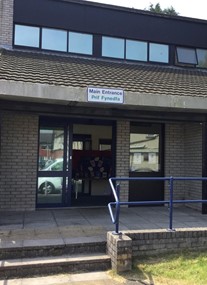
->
(0, 253, 111, 279)
(0, 240, 106, 259)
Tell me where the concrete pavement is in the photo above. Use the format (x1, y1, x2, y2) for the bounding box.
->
(0, 272, 123, 285)
(1, 206, 207, 247)
(0, 206, 207, 284)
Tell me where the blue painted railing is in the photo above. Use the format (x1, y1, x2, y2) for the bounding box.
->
(108, 177, 207, 234)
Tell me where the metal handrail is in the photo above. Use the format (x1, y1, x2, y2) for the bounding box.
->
(108, 176, 207, 234)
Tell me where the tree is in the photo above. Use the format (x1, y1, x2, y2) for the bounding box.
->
(147, 3, 179, 16)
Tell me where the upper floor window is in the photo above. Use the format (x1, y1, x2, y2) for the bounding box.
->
(176, 47, 197, 65)
(149, 43, 169, 63)
(102, 36, 169, 64)
(126, 40, 147, 61)
(13, 24, 93, 56)
(13, 24, 207, 69)
(175, 47, 207, 68)
(42, 28, 67, 52)
(14, 25, 40, 48)
(69, 32, 93, 55)
(102, 36, 125, 59)
(197, 49, 207, 68)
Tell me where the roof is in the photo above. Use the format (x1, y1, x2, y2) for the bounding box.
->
(0, 48, 207, 98)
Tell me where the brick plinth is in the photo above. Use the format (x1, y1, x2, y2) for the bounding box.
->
(107, 232, 132, 272)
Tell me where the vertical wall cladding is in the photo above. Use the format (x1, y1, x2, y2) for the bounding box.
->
(0, 111, 39, 211)
(165, 122, 202, 209)
(116, 120, 130, 202)
(0, 0, 14, 48)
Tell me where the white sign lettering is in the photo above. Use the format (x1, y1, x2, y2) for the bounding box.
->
(87, 87, 124, 104)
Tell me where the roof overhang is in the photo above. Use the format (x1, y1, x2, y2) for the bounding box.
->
(1, 79, 207, 114)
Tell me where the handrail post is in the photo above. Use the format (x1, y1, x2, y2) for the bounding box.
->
(114, 183, 121, 235)
(168, 176, 175, 231)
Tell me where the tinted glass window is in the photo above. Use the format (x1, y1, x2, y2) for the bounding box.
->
(42, 28, 67, 52)
(102, 37, 125, 59)
(176, 47, 197, 65)
(149, 43, 169, 63)
(14, 25, 40, 48)
(130, 132, 160, 172)
(126, 40, 147, 61)
(196, 49, 207, 68)
(69, 32, 93, 55)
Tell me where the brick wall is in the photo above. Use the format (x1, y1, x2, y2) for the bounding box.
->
(129, 228, 207, 256)
(116, 120, 130, 202)
(165, 123, 186, 201)
(0, 0, 14, 48)
(107, 228, 207, 272)
(184, 123, 202, 210)
(165, 122, 203, 208)
(0, 111, 39, 211)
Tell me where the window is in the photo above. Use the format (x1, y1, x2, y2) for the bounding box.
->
(149, 43, 169, 63)
(14, 25, 40, 48)
(69, 32, 93, 55)
(176, 47, 197, 65)
(102, 36, 125, 59)
(126, 40, 147, 61)
(130, 132, 160, 172)
(196, 49, 207, 68)
(99, 139, 112, 151)
(42, 28, 67, 52)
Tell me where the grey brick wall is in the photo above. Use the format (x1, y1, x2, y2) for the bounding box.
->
(107, 228, 207, 272)
(128, 228, 207, 257)
(0, 0, 14, 48)
(165, 123, 186, 201)
(116, 120, 130, 202)
(184, 123, 202, 210)
(165, 122, 202, 209)
(0, 111, 39, 211)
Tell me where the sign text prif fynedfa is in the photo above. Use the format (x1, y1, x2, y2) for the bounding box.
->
(87, 87, 124, 104)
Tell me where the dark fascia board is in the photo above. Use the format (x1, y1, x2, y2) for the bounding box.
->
(0, 99, 206, 123)
(56, 0, 207, 25)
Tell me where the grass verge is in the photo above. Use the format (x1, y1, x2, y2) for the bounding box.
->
(109, 250, 207, 285)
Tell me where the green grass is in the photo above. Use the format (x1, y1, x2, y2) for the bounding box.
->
(111, 251, 207, 285)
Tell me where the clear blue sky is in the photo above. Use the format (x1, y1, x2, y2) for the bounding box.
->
(86, 0, 207, 20)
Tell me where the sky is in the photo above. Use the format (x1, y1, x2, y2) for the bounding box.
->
(85, 0, 207, 20)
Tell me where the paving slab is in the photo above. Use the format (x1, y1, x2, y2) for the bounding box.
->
(0, 206, 207, 250)
(0, 272, 123, 285)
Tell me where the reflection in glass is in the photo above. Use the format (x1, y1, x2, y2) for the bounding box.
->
(102, 36, 125, 59)
(14, 25, 40, 47)
(197, 49, 207, 68)
(149, 43, 169, 63)
(37, 177, 62, 204)
(42, 28, 67, 52)
(130, 133, 159, 172)
(69, 32, 93, 55)
(38, 128, 64, 171)
(126, 40, 147, 61)
(176, 47, 197, 65)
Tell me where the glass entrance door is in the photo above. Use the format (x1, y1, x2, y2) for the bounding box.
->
(71, 124, 113, 206)
(37, 119, 115, 208)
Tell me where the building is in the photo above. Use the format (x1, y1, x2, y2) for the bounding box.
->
(0, 0, 207, 211)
